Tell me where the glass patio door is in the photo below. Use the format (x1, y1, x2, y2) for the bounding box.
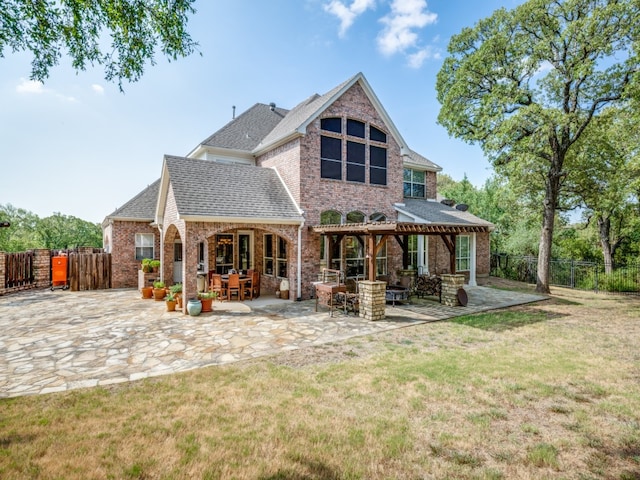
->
(238, 231, 253, 272)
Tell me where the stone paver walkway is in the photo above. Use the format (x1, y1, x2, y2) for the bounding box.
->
(0, 286, 545, 398)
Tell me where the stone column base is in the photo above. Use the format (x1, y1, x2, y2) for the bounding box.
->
(358, 281, 386, 321)
(440, 274, 465, 306)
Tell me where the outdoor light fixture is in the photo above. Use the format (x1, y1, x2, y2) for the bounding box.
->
(0, 221, 9, 228)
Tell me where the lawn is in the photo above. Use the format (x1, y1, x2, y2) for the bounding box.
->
(1, 284, 639, 479)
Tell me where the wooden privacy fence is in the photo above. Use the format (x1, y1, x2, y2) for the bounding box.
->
(1, 249, 111, 295)
(4, 251, 35, 288)
(66, 251, 112, 291)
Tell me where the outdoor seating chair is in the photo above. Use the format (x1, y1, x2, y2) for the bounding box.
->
(210, 273, 228, 301)
(243, 271, 260, 300)
(227, 273, 241, 301)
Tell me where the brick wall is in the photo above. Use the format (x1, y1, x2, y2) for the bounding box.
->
(109, 220, 159, 289)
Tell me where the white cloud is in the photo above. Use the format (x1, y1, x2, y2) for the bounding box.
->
(91, 84, 105, 95)
(377, 0, 437, 56)
(16, 78, 45, 94)
(407, 45, 440, 68)
(324, 0, 376, 37)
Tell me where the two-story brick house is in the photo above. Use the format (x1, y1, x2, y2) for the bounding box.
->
(102, 72, 493, 305)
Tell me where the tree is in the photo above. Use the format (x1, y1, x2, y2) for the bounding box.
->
(38, 213, 102, 250)
(0, 0, 198, 88)
(567, 107, 640, 271)
(436, 0, 640, 293)
(0, 204, 40, 252)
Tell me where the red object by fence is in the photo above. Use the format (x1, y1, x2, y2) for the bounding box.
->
(51, 256, 69, 290)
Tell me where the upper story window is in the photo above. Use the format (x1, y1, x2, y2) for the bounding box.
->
(320, 117, 387, 185)
(370, 126, 387, 143)
(346, 211, 365, 223)
(347, 119, 365, 138)
(321, 136, 342, 180)
(370, 212, 386, 222)
(321, 117, 342, 133)
(404, 168, 426, 198)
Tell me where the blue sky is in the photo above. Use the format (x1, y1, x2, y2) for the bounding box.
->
(1, 0, 524, 224)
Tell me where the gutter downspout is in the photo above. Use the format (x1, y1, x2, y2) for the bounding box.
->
(297, 219, 304, 301)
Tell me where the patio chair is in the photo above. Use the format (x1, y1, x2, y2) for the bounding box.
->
(227, 273, 241, 301)
(210, 274, 228, 301)
(243, 271, 260, 300)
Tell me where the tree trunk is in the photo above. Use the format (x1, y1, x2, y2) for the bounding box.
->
(536, 151, 563, 294)
(597, 215, 614, 274)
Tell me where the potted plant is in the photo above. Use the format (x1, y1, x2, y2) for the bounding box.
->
(141, 258, 153, 273)
(165, 293, 176, 311)
(170, 283, 183, 308)
(198, 291, 218, 312)
(153, 280, 166, 301)
(150, 259, 161, 272)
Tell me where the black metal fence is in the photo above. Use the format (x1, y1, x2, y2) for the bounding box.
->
(490, 254, 640, 295)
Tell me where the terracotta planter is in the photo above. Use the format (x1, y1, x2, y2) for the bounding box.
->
(153, 288, 166, 301)
(166, 300, 176, 312)
(200, 297, 213, 312)
(141, 286, 153, 299)
(175, 293, 183, 308)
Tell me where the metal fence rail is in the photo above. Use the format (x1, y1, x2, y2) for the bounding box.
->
(490, 254, 640, 295)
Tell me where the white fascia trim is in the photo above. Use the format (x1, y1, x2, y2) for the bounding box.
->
(271, 167, 304, 215)
(402, 158, 443, 172)
(155, 159, 171, 226)
(104, 216, 154, 224)
(179, 215, 304, 226)
(252, 131, 303, 157)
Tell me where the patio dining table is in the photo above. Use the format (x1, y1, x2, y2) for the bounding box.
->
(220, 274, 251, 301)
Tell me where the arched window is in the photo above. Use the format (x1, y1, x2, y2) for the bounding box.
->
(320, 210, 342, 225)
(370, 212, 386, 222)
(346, 211, 365, 223)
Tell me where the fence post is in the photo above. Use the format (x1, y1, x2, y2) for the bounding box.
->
(33, 249, 52, 289)
(0, 251, 5, 291)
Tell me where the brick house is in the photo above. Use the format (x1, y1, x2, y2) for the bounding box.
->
(102, 72, 493, 305)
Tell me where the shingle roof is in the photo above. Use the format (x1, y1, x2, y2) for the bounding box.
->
(405, 149, 442, 171)
(105, 179, 160, 221)
(199, 103, 290, 152)
(399, 198, 494, 228)
(164, 155, 303, 222)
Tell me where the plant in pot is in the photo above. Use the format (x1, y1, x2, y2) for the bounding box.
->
(198, 291, 218, 313)
(165, 293, 177, 312)
(150, 259, 161, 272)
(141, 258, 153, 273)
(153, 281, 166, 301)
(170, 283, 183, 308)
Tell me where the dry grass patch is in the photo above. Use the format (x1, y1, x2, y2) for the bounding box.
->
(1, 284, 639, 479)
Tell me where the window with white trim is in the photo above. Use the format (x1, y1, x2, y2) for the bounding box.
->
(404, 168, 426, 198)
(456, 235, 471, 272)
(264, 234, 288, 278)
(135, 233, 154, 260)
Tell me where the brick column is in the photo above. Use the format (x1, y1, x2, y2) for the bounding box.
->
(440, 274, 465, 306)
(0, 252, 5, 292)
(358, 280, 386, 321)
(34, 249, 52, 289)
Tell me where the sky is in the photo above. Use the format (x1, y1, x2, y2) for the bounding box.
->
(1, 0, 525, 224)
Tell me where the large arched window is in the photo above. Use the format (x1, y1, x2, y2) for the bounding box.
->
(346, 211, 365, 223)
(320, 210, 342, 224)
(370, 212, 386, 222)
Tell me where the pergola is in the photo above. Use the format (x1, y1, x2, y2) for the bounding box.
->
(311, 221, 492, 281)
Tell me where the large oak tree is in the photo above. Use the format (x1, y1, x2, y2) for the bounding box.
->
(436, 0, 639, 293)
(0, 0, 198, 88)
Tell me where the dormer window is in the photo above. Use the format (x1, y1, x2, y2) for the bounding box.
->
(404, 168, 426, 198)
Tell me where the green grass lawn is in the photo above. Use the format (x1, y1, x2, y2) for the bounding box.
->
(1, 289, 639, 479)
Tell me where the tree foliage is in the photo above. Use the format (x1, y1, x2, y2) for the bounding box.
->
(436, 0, 640, 292)
(0, 204, 102, 252)
(0, 0, 198, 88)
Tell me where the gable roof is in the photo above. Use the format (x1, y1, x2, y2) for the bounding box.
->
(103, 179, 160, 224)
(195, 103, 290, 153)
(156, 155, 303, 224)
(396, 198, 494, 228)
(405, 149, 442, 172)
(253, 72, 409, 155)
